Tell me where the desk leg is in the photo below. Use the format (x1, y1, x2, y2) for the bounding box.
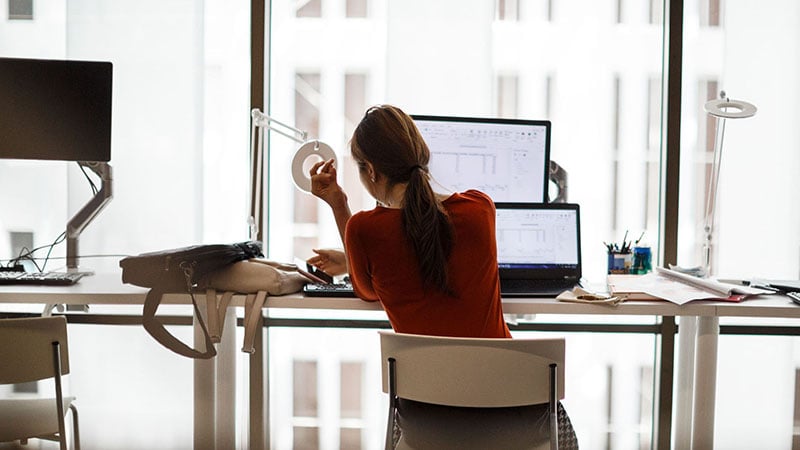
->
(692, 316, 719, 450)
(249, 314, 266, 450)
(674, 316, 697, 449)
(194, 302, 216, 449)
(216, 307, 237, 449)
(655, 316, 676, 450)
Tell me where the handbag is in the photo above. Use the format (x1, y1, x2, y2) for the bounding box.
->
(120, 241, 306, 358)
(198, 258, 307, 353)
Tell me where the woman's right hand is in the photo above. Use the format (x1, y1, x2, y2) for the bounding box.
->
(310, 158, 346, 207)
(307, 248, 348, 276)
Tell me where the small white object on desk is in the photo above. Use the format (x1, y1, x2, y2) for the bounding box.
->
(556, 287, 624, 305)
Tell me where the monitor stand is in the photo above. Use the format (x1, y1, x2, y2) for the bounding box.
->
(66, 161, 113, 272)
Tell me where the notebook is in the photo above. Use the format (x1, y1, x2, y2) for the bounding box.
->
(495, 202, 582, 297)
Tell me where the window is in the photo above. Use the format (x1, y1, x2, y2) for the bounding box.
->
(700, 0, 721, 27)
(679, 3, 800, 446)
(268, 1, 666, 446)
(346, 0, 368, 18)
(292, 360, 320, 447)
(4, 1, 797, 449)
(649, 0, 663, 25)
(496, 74, 519, 118)
(293, 72, 323, 257)
(645, 76, 661, 228)
(297, 0, 322, 18)
(270, 0, 665, 279)
(496, 0, 519, 21)
(0, 3, 250, 446)
(8, 0, 33, 20)
(340, 361, 364, 448)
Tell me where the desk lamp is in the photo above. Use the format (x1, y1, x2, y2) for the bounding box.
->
(248, 109, 336, 242)
(701, 91, 757, 276)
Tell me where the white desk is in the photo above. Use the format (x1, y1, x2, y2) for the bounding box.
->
(2, 272, 798, 450)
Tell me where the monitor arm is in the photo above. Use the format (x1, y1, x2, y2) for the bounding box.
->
(66, 161, 113, 270)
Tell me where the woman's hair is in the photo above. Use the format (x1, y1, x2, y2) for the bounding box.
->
(351, 105, 454, 293)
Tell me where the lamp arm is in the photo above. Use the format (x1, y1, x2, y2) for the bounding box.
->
(703, 117, 727, 234)
(247, 109, 337, 248)
(251, 109, 308, 143)
(701, 93, 757, 276)
(248, 108, 313, 242)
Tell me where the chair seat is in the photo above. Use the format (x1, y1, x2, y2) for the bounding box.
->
(395, 399, 578, 450)
(397, 399, 552, 450)
(0, 396, 75, 442)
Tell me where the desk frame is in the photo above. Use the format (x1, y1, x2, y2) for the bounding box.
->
(4, 276, 800, 450)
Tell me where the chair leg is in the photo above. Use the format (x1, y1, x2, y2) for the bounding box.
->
(53, 342, 68, 450)
(70, 403, 81, 450)
(549, 363, 559, 450)
(386, 358, 398, 450)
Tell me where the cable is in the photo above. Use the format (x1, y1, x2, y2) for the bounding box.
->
(2, 253, 131, 263)
(8, 231, 67, 272)
(78, 162, 99, 195)
(1, 253, 132, 266)
(2, 164, 107, 271)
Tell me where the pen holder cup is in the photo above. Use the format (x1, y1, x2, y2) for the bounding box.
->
(631, 246, 652, 274)
(607, 252, 632, 274)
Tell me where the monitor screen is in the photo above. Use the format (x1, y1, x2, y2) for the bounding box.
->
(0, 57, 112, 162)
(412, 115, 550, 202)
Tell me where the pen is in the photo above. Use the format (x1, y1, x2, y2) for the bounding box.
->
(749, 284, 783, 293)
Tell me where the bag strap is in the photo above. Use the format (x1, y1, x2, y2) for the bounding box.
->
(241, 291, 268, 354)
(142, 287, 217, 359)
(206, 290, 233, 343)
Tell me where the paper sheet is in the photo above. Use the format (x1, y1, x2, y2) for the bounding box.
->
(607, 271, 762, 305)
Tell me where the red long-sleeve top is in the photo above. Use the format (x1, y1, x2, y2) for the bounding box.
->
(344, 190, 511, 338)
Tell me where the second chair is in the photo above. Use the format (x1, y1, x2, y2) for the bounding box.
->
(0, 316, 80, 450)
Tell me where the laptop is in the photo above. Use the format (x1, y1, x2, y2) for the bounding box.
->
(495, 202, 583, 297)
(304, 202, 582, 298)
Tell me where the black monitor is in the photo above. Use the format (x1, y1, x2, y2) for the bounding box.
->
(0, 57, 112, 162)
(412, 115, 551, 202)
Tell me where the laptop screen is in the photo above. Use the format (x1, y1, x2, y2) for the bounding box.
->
(411, 115, 551, 202)
(494, 203, 582, 280)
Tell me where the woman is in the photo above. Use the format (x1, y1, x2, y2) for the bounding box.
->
(309, 104, 510, 338)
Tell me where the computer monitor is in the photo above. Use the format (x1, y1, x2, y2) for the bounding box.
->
(0, 57, 112, 162)
(0, 57, 114, 270)
(412, 115, 551, 202)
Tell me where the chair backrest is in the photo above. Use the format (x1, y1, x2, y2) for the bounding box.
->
(379, 331, 565, 408)
(0, 316, 70, 385)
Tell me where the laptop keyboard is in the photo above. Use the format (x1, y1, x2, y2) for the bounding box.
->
(0, 271, 86, 286)
(502, 278, 576, 289)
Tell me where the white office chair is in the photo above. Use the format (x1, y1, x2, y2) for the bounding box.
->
(380, 331, 575, 450)
(0, 316, 80, 450)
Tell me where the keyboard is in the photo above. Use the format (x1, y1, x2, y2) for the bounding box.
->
(0, 271, 87, 286)
(303, 282, 355, 297)
(500, 278, 581, 297)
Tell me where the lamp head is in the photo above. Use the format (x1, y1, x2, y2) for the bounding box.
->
(704, 95, 757, 119)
